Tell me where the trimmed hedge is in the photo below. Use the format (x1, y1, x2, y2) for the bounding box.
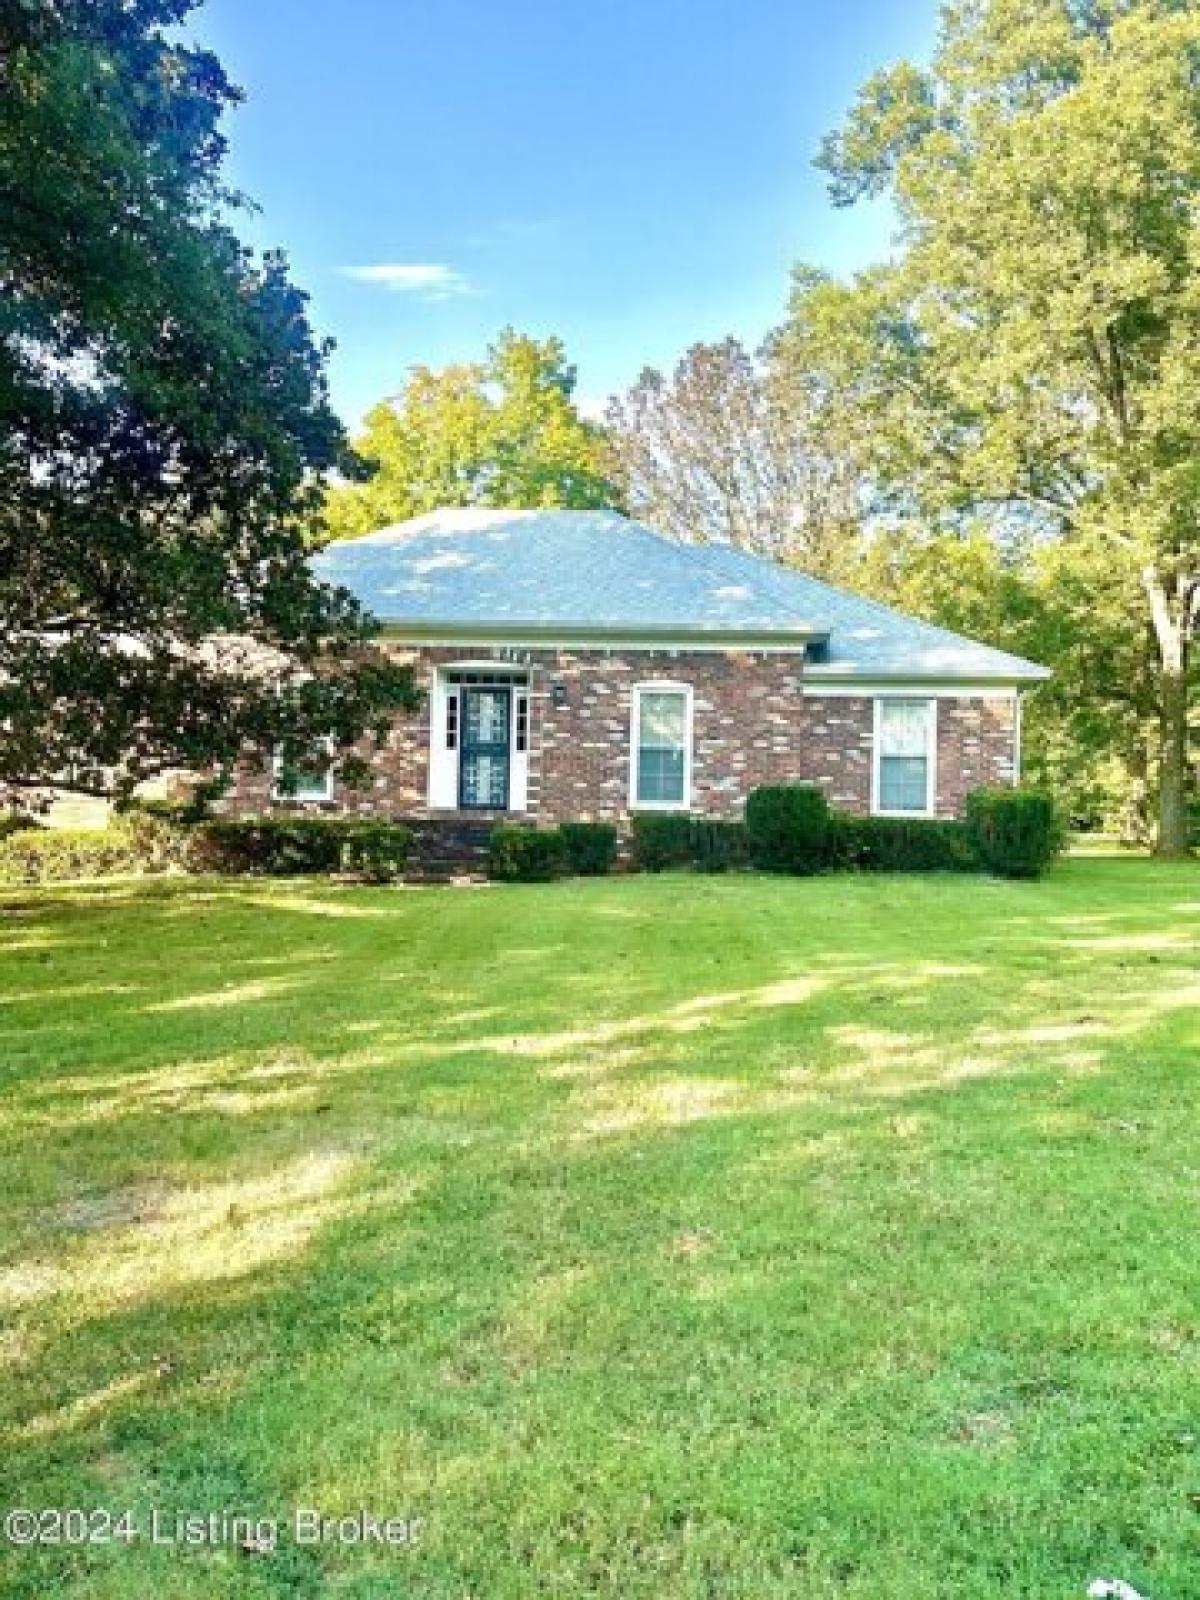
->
(628, 814, 749, 873)
(488, 825, 567, 883)
(113, 808, 194, 871)
(745, 785, 829, 874)
(965, 787, 1063, 879)
(736, 783, 1059, 879)
(829, 814, 975, 873)
(559, 821, 618, 877)
(339, 822, 413, 883)
(0, 826, 143, 885)
(189, 817, 416, 879)
(187, 817, 346, 876)
(0, 815, 416, 887)
(0, 788, 1062, 889)
(0, 810, 202, 885)
(690, 819, 750, 873)
(492, 818, 745, 883)
(630, 813, 695, 872)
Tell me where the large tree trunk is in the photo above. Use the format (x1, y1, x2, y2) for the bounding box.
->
(1143, 566, 1193, 857)
(1158, 665, 1190, 855)
(1122, 736, 1151, 846)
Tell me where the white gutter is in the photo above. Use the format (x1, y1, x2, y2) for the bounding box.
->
(379, 622, 828, 652)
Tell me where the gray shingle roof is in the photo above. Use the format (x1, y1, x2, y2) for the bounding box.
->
(314, 509, 1049, 683)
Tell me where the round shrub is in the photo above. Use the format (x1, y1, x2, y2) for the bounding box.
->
(341, 822, 412, 883)
(488, 825, 567, 883)
(559, 821, 618, 876)
(965, 787, 1063, 879)
(745, 785, 830, 874)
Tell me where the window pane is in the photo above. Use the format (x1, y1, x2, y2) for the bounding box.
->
(275, 747, 331, 801)
(294, 773, 329, 801)
(637, 690, 687, 805)
(880, 698, 932, 757)
(465, 689, 508, 744)
(461, 751, 507, 808)
(638, 748, 685, 805)
(879, 756, 928, 812)
(639, 691, 686, 748)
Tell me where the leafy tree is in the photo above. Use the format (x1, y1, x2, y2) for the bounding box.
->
(785, 0, 1200, 853)
(852, 527, 1157, 833)
(324, 330, 620, 540)
(0, 0, 414, 804)
(605, 336, 865, 579)
(1025, 538, 1159, 836)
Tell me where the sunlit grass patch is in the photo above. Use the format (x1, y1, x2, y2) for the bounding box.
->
(0, 860, 1197, 1598)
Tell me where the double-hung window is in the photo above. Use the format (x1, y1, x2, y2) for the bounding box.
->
(632, 684, 692, 809)
(875, 698, 935, 815)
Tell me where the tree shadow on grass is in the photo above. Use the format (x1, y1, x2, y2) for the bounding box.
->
(4, 1004, 1196, 1597)
(1, 864, 1197, 1595)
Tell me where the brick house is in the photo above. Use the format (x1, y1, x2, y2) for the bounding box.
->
(225, 509, 1048, 836)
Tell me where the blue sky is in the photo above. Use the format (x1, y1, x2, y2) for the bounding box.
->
(196, 0, 937, 430)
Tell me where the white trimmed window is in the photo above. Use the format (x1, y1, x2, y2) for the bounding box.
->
(272, 740, 334, 803)
(874, 698, 936, 815)
(631, 684, 692, 810)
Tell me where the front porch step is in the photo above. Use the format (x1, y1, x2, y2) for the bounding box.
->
(405, 819, 494, 880)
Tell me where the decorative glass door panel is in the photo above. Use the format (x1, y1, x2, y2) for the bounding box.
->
(459, 687, 511, 809)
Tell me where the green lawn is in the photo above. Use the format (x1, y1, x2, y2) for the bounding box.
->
(1, 860, 1197, 1599)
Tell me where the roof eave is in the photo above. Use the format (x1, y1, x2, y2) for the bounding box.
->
(803, 664, 1052, 687)
(375, 619, 829, 650)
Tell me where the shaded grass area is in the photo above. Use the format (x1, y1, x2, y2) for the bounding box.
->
(0, 861, 1197, 1598)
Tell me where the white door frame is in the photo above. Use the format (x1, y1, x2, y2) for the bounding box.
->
(428, 665, 529, 812)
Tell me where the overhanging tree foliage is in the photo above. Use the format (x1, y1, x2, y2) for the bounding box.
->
(784, 0, 1200, 854)
(323, 329, 620, 541)
(0, 0, 415, 802)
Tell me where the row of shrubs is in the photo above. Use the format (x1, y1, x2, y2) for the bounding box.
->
(627, 805, 978, 875)
(192, 818, 413, 881)
(489, 785, 1061, 883)
(0, 784, 1059, 887)
(0, 821, 154, 886)
(489, 820, 621, 881)
(0, 814, 414, 886)
(744, 784, 1060, 878)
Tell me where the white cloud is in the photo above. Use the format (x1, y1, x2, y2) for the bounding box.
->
(341, 262, 472, 300)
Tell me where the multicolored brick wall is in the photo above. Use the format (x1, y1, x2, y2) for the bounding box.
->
(934, 694, 1019, 815)
(218, 643, 1017, 822)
